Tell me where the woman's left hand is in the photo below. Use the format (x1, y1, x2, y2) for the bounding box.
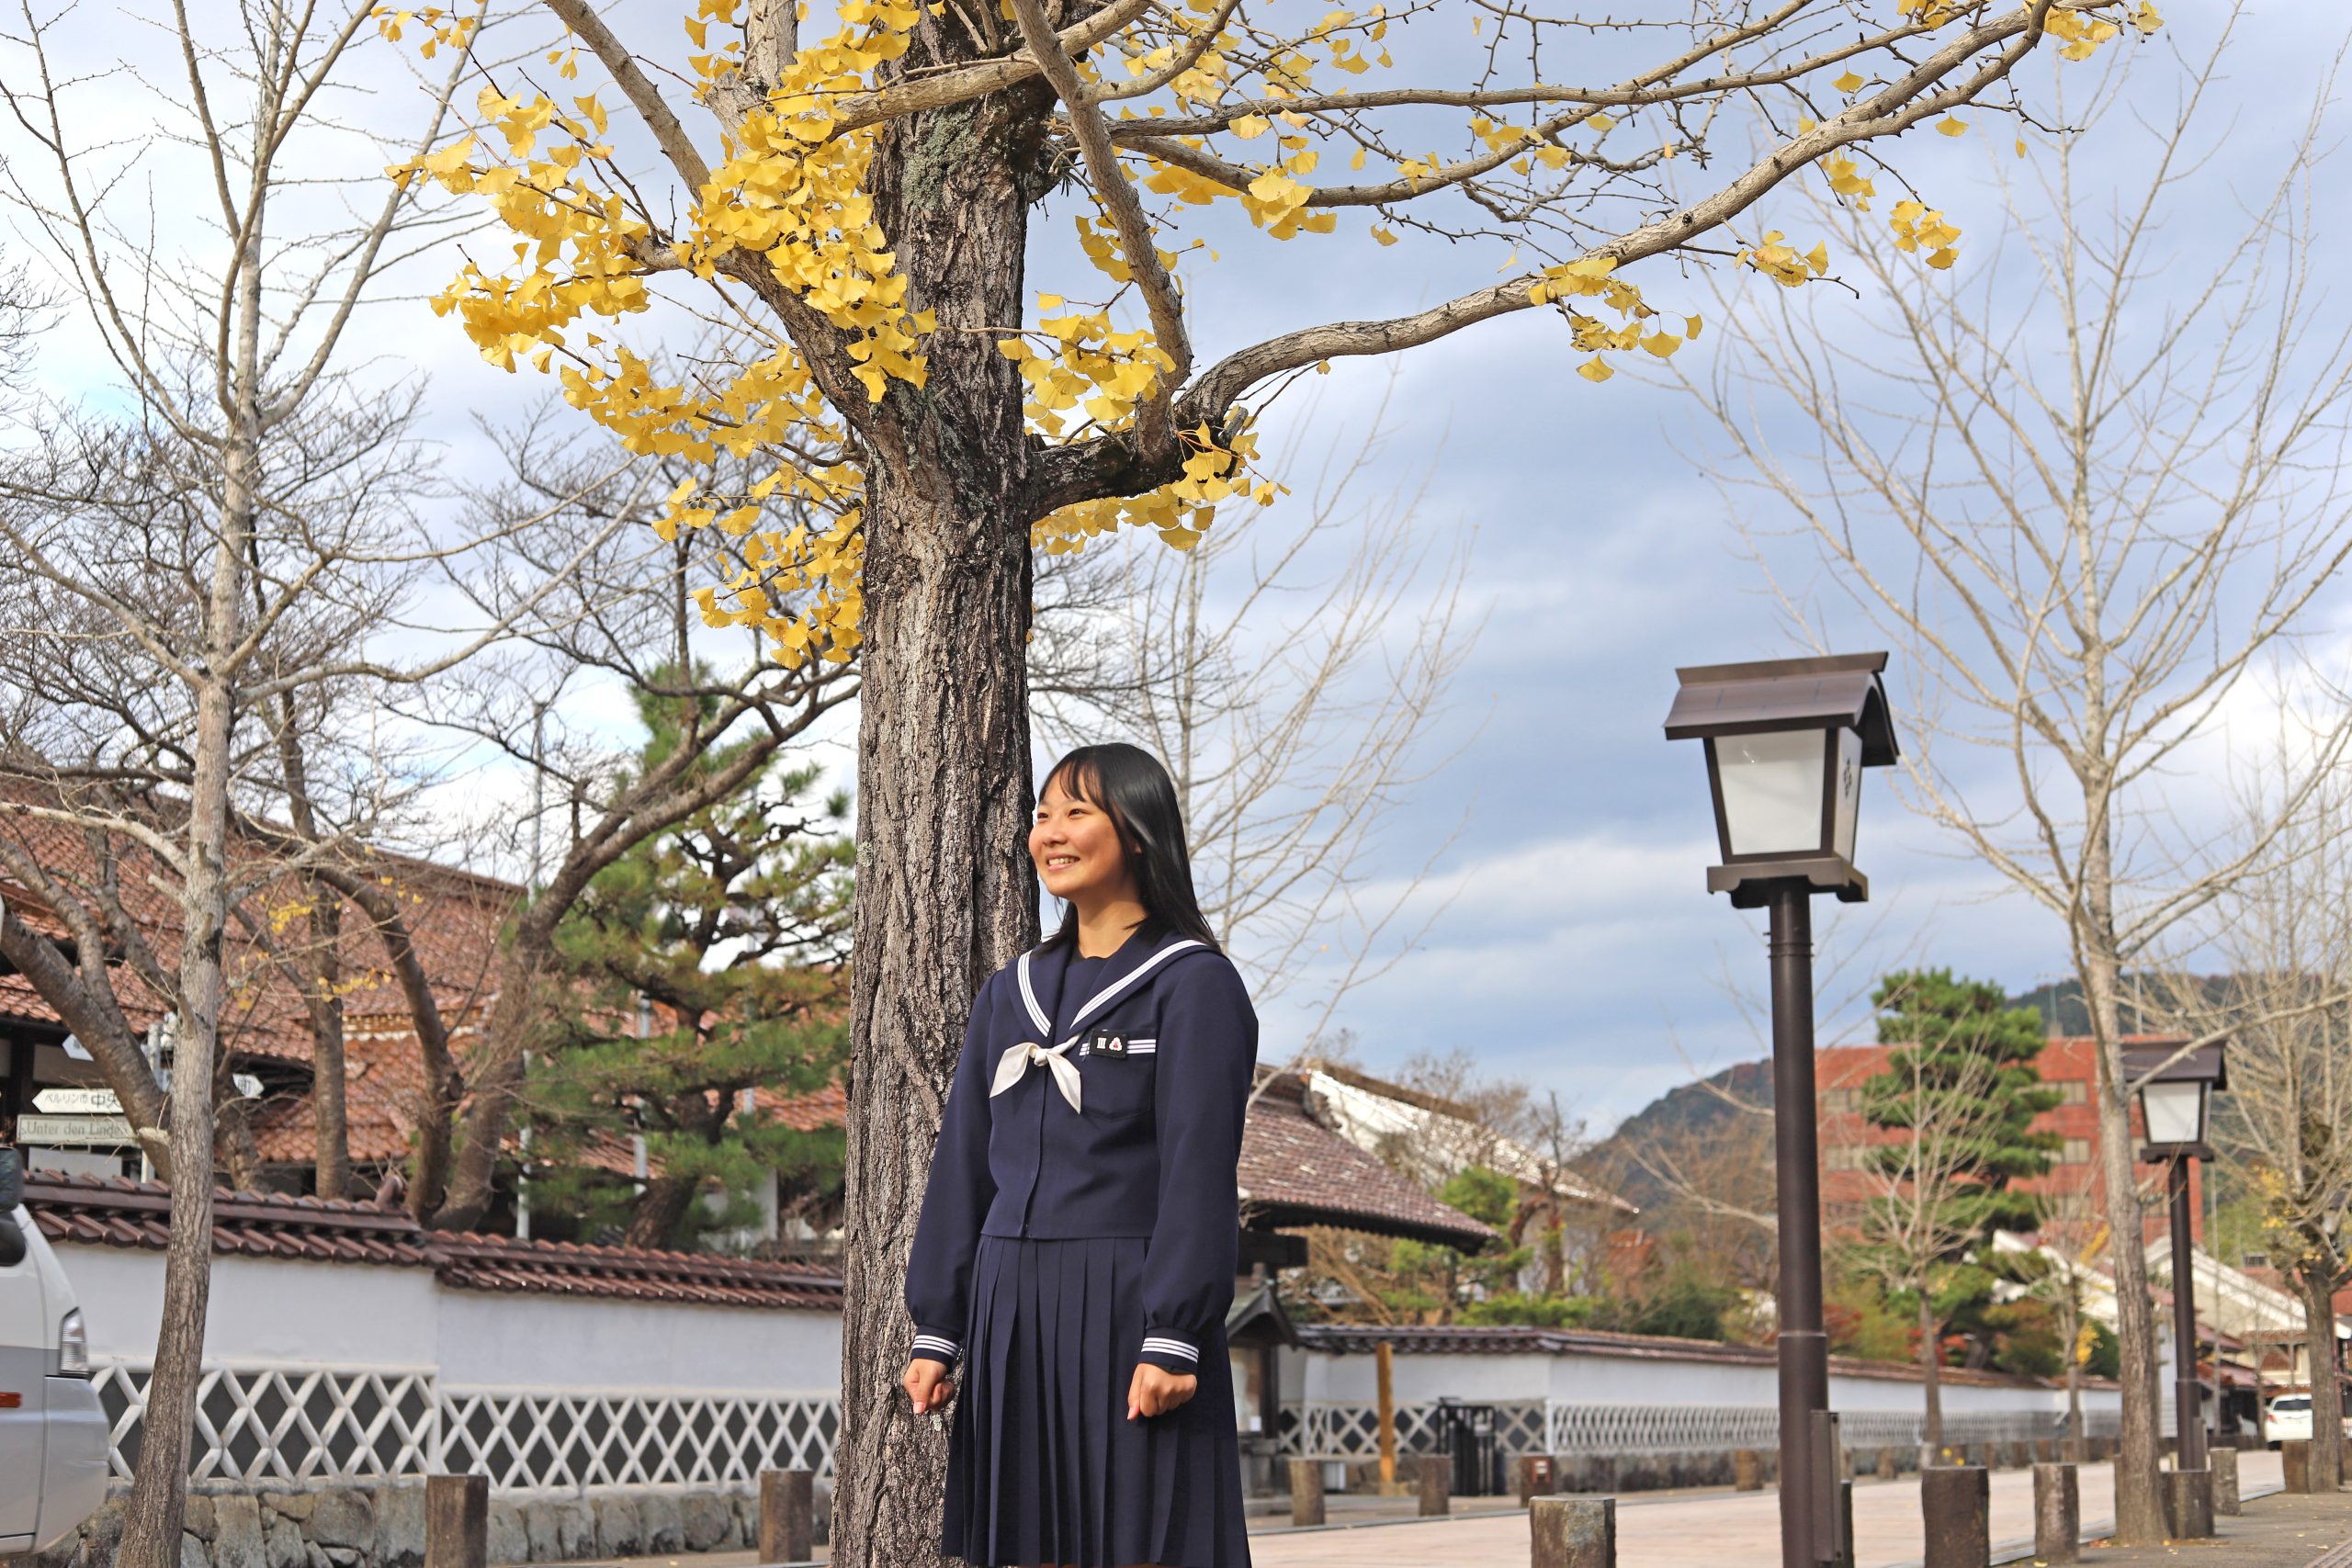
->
(1127, 1362, 1197, 1419)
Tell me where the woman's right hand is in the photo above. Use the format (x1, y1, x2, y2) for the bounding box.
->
(904, 1357, 955, 1416)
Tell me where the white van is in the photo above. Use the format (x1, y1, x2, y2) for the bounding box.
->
(0, 1148, 109, 1554)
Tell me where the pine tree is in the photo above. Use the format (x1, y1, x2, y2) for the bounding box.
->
(1855, 967, 2061, 1452)
(523, 680, 854, 1251)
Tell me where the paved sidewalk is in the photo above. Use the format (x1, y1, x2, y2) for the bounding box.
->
(550, 1450, 2302, 1568)
(2059, 1485, 2352, 1566)
(1240, 1450, 2288, 1568)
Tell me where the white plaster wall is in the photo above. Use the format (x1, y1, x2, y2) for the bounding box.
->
(435, 1290, 840, 1393)
(61, 1246, 440, 1367)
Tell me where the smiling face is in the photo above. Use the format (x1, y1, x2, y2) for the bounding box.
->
(1030, 768, 1141, 911)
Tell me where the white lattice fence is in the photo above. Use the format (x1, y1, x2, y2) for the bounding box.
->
(94, 1363, 438, 1484)
(92, 1360, 841, 1489)
(1278, 1400, 1546, 1459)
(1545, 1403, 1781, 1458)
(437, 1388, 836, 1488)
(1279, 1399, 2120, 1461)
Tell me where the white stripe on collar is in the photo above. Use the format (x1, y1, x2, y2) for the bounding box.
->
(1015, 951, 1051, 1037)
(1066, 939, 1208, 1039)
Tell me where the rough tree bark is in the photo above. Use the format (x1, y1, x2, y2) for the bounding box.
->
(830, 62, 1055, 1568)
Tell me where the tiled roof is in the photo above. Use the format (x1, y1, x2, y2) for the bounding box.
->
(19, 1170, 843, 1311)
(1239, 1071, 1498, 1252)
(1292, 1323, 2120, 1392)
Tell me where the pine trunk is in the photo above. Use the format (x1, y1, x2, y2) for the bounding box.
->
(827, 55, 1053, 1568)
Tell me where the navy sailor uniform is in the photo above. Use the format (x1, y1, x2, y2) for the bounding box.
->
(906, 921, 1259, 1568)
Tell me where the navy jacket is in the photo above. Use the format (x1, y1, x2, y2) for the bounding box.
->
(904, 924, 1259, 1375)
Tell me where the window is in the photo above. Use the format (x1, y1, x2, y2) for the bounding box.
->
(1824, 1144, 1866, 1171)
(2060, 1138, 2091, 1165)
(1820, 1088, 1860, 1117)
(2056, 1080, 2087, 1105)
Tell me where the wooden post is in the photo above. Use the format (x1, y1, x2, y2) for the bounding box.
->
(1875, 1448, 1897, 1482)
(759, 1470, 814, 1563)
(424, 1475, 487, 1568)
(1529, 1497, 1614, 1568)
(2031, 1463, 2079, 1566)
(1416, 1453, 1451, 1517)
(1515, 1454, 1557, 1506)
(1289, 1459, 1327, 1528)
(1732, 1450, 1763, 1492)
(1376, 1340, 1397, 1488)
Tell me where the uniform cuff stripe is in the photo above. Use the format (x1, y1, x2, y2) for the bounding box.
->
(1140, 1337, 1198, 1361)
(912, 1335, 959, 1355)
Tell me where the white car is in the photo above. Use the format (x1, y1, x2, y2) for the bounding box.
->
(2265, 1393, 2352, 1447)
(0, 1149, 109, 1554)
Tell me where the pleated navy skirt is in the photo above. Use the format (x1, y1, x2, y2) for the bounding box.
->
(943, 1235, 1251, 1568)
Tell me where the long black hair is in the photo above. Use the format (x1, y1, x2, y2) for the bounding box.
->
(1037, 742, 1221, 953)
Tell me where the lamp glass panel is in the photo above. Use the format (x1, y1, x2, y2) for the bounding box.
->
(2142, 1078, 2207, 1146)
(1714, 728, 1827, 856)
(1830, 726, 1864, 863)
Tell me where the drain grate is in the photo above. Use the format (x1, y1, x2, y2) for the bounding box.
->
(2305, 1543, 2352, 1567)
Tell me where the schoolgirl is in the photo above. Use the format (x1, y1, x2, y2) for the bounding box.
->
(902, 742, 1259, 1568)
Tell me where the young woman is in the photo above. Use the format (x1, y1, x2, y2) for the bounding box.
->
(902, 742, 1259, 1568)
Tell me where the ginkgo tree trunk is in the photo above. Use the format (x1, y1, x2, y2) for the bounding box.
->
(384, 0, 2157, 1559)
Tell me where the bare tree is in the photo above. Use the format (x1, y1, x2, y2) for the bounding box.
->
(1684, 21, 2352, 1537)
(1835, 1033, 2040, 1458)
(0, 6, 623, 1557)
(2175, 766, 2352, 1490)
(1034, 392, 1479, 1029)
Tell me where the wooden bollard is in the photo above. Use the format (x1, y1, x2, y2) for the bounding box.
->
(1732, 1449, 1763, 1492)
(2034, 1438, 2055, 1463)
(1921, 1465, 1990, 1568)
(2031, 1463, 2078, 1566)
(2285, 1438, 2313, 1494)
(1289, 1458, 1327, 1527)
(424, 1474, 488, 1568)
(2163, 1469, 2213, 1540)
(1876, 1447, 1897, 1482)
(759, 1469, 814, 1563)
(2211, 1446, 2241, 1516)
(1515, 1453, 1557, 1506)
(1417, 1453, 1451, 1517)
(1530, 1496, 1614, 1568)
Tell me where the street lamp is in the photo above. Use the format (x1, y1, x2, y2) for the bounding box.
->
(1668, 652, 1899, 1568)
(2127, 1039, 2227, 1516)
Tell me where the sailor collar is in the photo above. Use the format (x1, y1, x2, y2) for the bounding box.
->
(1015, 928, 1208, 1047)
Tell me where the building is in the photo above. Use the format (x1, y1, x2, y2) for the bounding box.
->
(1815, 1038, 2202, 1247)
(1283, 1057, 1636, 1295)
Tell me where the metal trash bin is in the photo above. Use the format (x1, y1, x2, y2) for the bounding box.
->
(1433, 1398, 1505, 1496)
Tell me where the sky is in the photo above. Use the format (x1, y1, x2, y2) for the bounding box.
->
(4, 0, 2347, 1139)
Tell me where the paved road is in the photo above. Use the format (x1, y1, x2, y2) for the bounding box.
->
(1243, 1450, 2288, 1568)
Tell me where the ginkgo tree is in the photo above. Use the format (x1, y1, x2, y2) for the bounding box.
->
(381, 0, 2160, 1556)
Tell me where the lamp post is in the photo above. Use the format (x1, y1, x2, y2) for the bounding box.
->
(1667, 652, 1899, 1568)
(2126, 1041, 2227, 1495)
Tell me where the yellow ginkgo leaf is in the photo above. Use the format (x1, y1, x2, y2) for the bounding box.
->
(1577, 356, 1613, 383)
(1371, 225, 1397, 246)
(1936, 116, 1967, 137)
(1832, 68, 1863, 93)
